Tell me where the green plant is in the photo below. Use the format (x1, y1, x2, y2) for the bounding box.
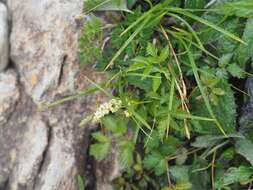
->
(49, 0, 253, 189)
(77, 175, 85, 190)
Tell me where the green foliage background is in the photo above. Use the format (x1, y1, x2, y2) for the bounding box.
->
(78, 0, 253, 189)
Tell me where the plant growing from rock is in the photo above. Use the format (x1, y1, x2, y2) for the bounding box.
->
(50, 0, 253, 189)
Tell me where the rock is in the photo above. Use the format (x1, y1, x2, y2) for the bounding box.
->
(7, 115, 48, 190)
(0, 2, 8, 71)
(0, 71, 18, 186)
(0, 0, 112, 189)
(0, 0, 116, 189)
(7, 0, 83, 103)
(95, 148, 123, 190)
(0, 70, 19, 125)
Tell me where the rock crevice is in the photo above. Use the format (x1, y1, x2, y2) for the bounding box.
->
(0, 0, 118, 189)
(0, 0, 98, 190)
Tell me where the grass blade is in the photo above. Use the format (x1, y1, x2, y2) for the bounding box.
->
(187, 48, 227, 136)
(168, 7, 246, 44)
(105, 16, 151, 70)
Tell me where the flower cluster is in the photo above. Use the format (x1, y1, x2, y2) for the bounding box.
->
(92, 99, 122, 123)
(124, 110, 131, 118)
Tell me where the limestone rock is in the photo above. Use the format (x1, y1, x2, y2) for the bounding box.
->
(0, 0, 116, 189)
(1, 0, 92, 189)
(0, 2, 8, 71)
(0, 70, 19, 125)
(8, 115, 48, 190)
(8, 0, 83, 103)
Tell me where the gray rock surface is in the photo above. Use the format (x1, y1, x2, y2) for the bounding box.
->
(0, 70, 19, 125)
(0, 0, 99, 190)
(0, 2, 8, 71)
(7, 0, 83, 103)
(0, 0, 117, 190)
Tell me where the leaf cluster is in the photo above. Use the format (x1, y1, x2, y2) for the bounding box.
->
(78, 0, 253, 189)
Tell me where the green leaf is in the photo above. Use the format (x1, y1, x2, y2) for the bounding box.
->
(146, 42, 157, 56)
(127, 75, 152, 91)
(216, 166, 253, 188)
(218, 0, 253, 18)
(152, 73, 162, 92)
(187, 49, 227, 135)
(170, 165, 190, 182)
(119, 140, 135, 168)
(155, 158, 167, 176)
(157, 119, 167, 140)
(227, 63, 245, 78)
(236, 18, 253, 68)
(144, 131, 160, 153)
(128, 62, 146, 72)
(175, 148, 188, 165)
(79, 16, 103, 66)
(168, 182, 192, 190)
(127, 0, 137, 8)
(171, 8, 245, 44)
(90, 142, 111, 161)
(219, 53, 233, 67)
(77, 175, 85, 190)
(185, 0, 205, 9)
(235, 139, 253, 166)
(191, 80, 236, 134)
(85, 0, 130, 12)
(142, 64, 153, 80)
(92, 132, 110, 143)
(159, 46, 170, 62)
(101, 115, 128, 136)
(191, 135, 221, 148)
(192, 133, 243, 148)
(143, 151, 162, 170)
(212, 88, 226, 96)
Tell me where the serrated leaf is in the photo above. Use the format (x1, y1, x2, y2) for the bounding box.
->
(146, 42, 157, 56)
(236, 18, 253, 68)
(92, 132, 110, 143)
(127, 75, 152, 91)
(235, 139, 253, 166)
(159, 46, 170, 62)
(192, 133, 244, 148)
(90, 142, 110, 161)
(154, 158, 167, 176)
(79, 16, 103, 66)
(152, 73, 162, 92)
(157, 119, 167, 140)
(219, 53, 233, 67)
(191, 80, 236, 134)
(175, 148, 188, 165)
(141, 65, 153, 80)
(216, 166, 253, 188)
(144, 131, 160, 153)
(143, 151, 163, 170)
(119, 140, 135, 168)
(170, 165, 190, 182)
(218, 0, 253, 18)
(227, 63, 245, 78)
(101, 115, 128, 136)
(128, 62, 146, 72)
(191, 135, 220, 148)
